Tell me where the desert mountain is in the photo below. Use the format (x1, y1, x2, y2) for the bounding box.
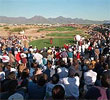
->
(0, 16, 109, 24)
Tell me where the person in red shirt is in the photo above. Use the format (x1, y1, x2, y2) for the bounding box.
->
(15, 51, 21, 64)
(64, 44, 69, 50)
(88, 46, 92, 51)
(50, 38, 53, 44)
(55, 50, 61, 60)
(77, 51, 80, 60)
(20, 51, 27, 67)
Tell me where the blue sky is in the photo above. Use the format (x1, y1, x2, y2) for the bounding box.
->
(0, 0, 110, 21)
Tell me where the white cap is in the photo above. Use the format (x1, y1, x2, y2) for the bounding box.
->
(29, 48, 33, 52)
(14, 51, 18, 55)
(69, 48, 72, 52)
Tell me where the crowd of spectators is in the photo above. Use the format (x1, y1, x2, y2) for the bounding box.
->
(0, 25, 110, 100)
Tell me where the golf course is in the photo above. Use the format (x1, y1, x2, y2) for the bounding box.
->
(29, 26, 90, 49)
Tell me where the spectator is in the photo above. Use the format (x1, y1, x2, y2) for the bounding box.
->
(85, 70, 110, 100)
(67, 48, 73, 65)
(8, 51, 15, 67)
(44, 60, 53, 80)
(28, 74, 47, 99)
(27, 50, 34, 69)
(45, 74, 59, 99)
(57, 60, 68, 78)
(52, 85, 65, 100)
(61, 49, 68, 64)
(1, 72, 17, 92)
(60, 68, 80, 99)
(0, 80, 18, 100)
(33, 50, 43, 65)
(84, 62, 97, 92)
(2, 52, 10, 68)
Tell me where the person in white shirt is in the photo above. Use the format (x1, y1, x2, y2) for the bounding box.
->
(85, 43, 89, 50)
(84, 62, 97, 91)
(78, 46, 82, 53)
(82, 44, 85, 54)
(33, 51, 43, 65)
(59, 68, 80, 99)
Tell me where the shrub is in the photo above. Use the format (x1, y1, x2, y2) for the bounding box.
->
(4, 27, 10, 30)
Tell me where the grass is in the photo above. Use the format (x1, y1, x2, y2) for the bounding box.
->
(46, 30, 83, 37)
(37, 26, 77, 32)
(46, 31, 90, 38)
(29, 38, 75, 49)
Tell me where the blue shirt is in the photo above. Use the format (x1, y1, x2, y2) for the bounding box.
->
(28, 81, 46, 99)
(68, 52, 73, 58)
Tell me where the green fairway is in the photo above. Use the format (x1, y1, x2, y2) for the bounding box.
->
(46, 31, 90, 38)
(37, 26, 77, 32)
(29, 38, 75, 49)
(46, 30, 84, 37)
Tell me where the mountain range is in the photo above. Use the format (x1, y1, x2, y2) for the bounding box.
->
(0, 16, 110, 24)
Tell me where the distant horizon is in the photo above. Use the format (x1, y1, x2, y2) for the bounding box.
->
(0, 15, 110, 21)
(0, 0, 110, 21)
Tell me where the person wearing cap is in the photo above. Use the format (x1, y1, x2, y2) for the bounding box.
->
(47, 48, 54, 62)
(20, 51, 27, 67)
(2, 52, 10, 68)
(15, 51, 21, 64)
